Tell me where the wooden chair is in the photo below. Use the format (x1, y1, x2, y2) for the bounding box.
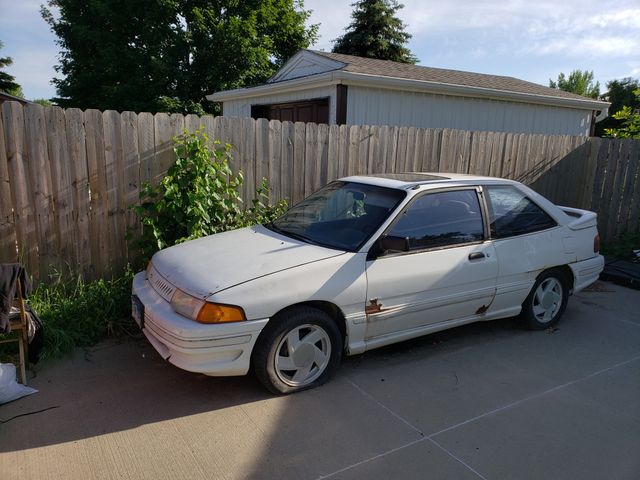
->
(0, 278, 29, 385)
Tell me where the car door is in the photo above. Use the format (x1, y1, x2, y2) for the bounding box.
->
(365, 187, 498, 340)
(482, 185, 569, 314)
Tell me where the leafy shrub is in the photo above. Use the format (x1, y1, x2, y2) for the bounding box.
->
(134, 129, 287, 260)
(604, 89, 640, 139)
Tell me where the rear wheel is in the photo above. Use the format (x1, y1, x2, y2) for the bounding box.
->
(253, 307, 342, 394)
(521, 269, 569, 330)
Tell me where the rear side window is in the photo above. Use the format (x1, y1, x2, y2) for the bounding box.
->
(388, 190, 484, 250)
(485, 186, 556, 238)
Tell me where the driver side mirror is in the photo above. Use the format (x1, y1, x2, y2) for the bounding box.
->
(372, 235, 410, 258)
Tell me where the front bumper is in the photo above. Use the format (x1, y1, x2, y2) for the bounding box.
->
(132, 272, 269, 376)
(570, 254, 605, 293)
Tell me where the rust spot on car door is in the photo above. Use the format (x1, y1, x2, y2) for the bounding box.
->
(475, 305, 488, 315)
(365, 298, 385, 315)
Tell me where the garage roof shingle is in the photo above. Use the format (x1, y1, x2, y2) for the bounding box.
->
(311, 50, 601, 103)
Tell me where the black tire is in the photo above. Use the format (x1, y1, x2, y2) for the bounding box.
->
(252, 307, 343, 394)
(521, 268, 570, 330)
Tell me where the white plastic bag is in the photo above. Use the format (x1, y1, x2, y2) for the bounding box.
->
(0, 363, 37, 404)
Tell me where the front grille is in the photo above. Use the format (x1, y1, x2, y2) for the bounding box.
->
(148, 265, 176, 302)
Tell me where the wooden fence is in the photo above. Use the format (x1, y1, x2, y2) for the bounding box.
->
(1, 101, 639, 281)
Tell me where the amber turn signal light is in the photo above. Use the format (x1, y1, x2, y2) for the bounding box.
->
(196, 303, 246, 323)
(593, 233, 600, 253)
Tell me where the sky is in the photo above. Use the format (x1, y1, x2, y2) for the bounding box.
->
(0, 0, 638, 100)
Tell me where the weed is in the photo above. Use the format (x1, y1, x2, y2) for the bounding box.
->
(0, 268, 136, 361)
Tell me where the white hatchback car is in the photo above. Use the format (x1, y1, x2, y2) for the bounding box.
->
(132, 173, 604, 393)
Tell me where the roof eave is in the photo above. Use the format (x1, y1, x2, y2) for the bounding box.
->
(341, 72, 610, 111)
(207, 70, 610, 112)
(206, 71, 341, 102)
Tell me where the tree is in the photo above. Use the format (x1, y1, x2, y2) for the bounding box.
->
(603, 89, 640, 139)
(32, 98, 54, 107)
(332, 0, 418, 64)
(0, 40, 23, 96)
(549, 70, 600, 99)
(42, 0, 318, 114)
(595, 77, 640, 136)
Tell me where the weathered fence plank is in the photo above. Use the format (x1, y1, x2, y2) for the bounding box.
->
(326, 124, 340, 183)
(605, 140, 632, 240)
(0, 112, 17, 262)
(137, 112, 155, 188)
(292, 122, 306, 203)
(240, 117, 256, 203)
(422, 128, 441, 172)
(280, 121, 295, 203)
(317, 123, 330, 189)
(255, 117, 270, 195)
(184, 114, 201, 133)
(84, 109, 109, 278)
(121, 111, 141, 264)
(103, 110, 127, 274)
(24, 104, 57, 278)
(45, 106, 75, 273)
(65, 108, 91, 278)
(303, 122, 318, 196)
(2, 103, 39, 277)
(626, 141, 640, 234)
(153, 113, 184, 186)
(268, 120, 282, 202)
(600, 140, 622, 241)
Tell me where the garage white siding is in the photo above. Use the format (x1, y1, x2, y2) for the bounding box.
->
(222, 86, 337, 122)
(346, 87, 592, 136)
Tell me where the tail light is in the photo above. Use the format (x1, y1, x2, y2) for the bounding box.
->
(593, 233, 600, 253)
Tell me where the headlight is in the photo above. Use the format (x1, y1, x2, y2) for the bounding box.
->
(170, 289, 203, 319)
(170, 289, 246, 324)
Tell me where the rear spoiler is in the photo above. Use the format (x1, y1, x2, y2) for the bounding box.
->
(559, 206, 598, 230)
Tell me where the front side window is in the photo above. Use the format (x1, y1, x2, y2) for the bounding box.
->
(268, 181, 406, 251)
(387, 190, 484, 251)
(485, 186, 557, 238)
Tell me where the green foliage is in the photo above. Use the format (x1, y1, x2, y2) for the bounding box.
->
(603, 89, 640, 139)
(41, 0, 318, 113)
(134, 129, 287, 260)
(32, 98, 54, 107)
(24, 269, 134, 360)
(549, 70, 600, 99)
(596, 78, 640, 136)
(332, 0, 418, 64)
(0, 40, 22, 95)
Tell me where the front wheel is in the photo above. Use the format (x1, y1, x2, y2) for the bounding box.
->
(252, 307, 343, 394)
(521, 269, 570, 330)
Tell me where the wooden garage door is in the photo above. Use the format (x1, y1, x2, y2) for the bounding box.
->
(251, 98, 329, 124)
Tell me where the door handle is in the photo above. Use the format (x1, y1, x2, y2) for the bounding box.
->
(468, 252, 486, 261)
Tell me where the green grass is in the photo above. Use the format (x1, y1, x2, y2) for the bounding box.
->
(1, 268, 136, 362)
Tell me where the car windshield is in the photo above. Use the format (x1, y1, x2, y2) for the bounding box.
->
(267, 181, 406, 251)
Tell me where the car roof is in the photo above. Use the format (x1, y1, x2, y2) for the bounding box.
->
(340, 172, 520, 190)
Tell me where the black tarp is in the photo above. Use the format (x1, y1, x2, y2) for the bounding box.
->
(601, 257, 640, 290)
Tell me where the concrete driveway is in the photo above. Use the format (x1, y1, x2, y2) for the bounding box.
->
(1, 281, 639, 480)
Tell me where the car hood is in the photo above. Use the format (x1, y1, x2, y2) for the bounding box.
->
(151, 225, 346, 298)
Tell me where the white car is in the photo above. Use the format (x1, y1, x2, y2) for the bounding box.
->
(132, 173, 604, 393)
